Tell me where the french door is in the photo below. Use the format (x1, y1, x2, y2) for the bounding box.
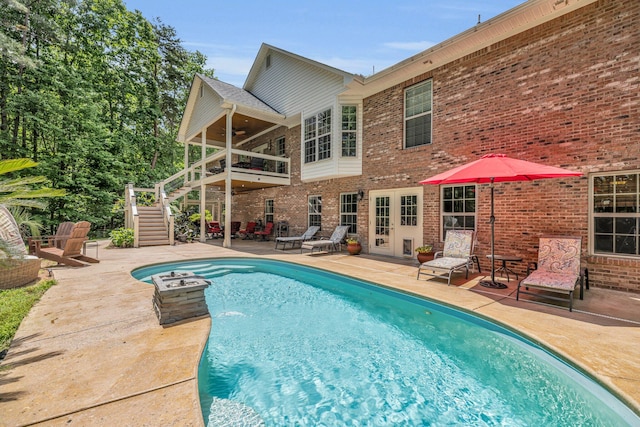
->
(369, 187, 423, 258)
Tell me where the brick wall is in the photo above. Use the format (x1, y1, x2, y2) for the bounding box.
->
(232, 0, 639, 291)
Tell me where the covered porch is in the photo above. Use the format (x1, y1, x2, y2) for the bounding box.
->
(174, 75, 293, 247)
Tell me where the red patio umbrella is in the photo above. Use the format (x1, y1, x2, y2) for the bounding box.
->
(420, 153, 582, 288)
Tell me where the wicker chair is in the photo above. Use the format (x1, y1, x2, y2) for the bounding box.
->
(0, 205, 41, 289)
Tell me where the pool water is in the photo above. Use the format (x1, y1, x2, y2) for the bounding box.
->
(133, 259, 639, 426)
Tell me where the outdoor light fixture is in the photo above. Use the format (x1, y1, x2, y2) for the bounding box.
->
(357, 189, 365, 202)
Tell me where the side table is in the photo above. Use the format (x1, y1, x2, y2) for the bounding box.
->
(486, 254, 523, 282)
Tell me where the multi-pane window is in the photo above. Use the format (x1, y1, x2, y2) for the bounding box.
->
(304, 109, 331, 163)
(265, 199, 274, 225)
(400, 195, 418, 226)
(308, 195, 322, 229)
(592, 172, 639, 256)
(341, 106, 357, 157)
(340, 193, 358, 235)
(442, 185, 476, 239)
(275, 136, 286, 173)
(404, 80, 432, 148)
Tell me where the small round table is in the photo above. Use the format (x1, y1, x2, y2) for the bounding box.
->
(486, 254, 523, 283)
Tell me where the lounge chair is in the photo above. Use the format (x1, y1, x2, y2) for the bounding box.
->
(28, 221, 74, 254)
(517, 235, 587, 311)
(34, 221, 99, 267)
(254, 222, 274, 241)
(300, 225, 349, 254)
(238, 221, 257, 239)
(274, 225, 320, 250)
(416, 230, 475, 285)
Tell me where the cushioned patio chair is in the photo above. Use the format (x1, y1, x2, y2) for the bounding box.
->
(517, 235, 587, 312)
(300, 225, 349, 254)
(416, 230, 475, 285)
(206, 221, 222, 239)
(254, 221, 274, 241)
(275, 225, 320, 250)
(34, 221, 99, 267)
(239, 221, 257, 239)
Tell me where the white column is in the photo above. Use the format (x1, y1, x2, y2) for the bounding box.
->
(223, 105, 236, 248)
(200, 126, 207, 242)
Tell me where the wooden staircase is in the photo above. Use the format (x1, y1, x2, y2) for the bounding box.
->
(137, 206, 170, 247)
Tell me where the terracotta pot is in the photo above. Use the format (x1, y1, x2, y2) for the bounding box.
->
(347, 242, 362, 255)
(417, 252, 434, 263)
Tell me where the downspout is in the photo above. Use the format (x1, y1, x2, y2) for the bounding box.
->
(223, 104, 236, 248)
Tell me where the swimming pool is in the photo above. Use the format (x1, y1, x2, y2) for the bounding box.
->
(133, 258, 640, 426)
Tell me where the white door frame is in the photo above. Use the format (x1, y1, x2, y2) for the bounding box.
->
(369, 187, 423, 258)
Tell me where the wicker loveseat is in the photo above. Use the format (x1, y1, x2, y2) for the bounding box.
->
(0, 205, 41, 289)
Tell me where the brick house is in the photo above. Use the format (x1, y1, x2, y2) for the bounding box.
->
(171, 0, 639, 292)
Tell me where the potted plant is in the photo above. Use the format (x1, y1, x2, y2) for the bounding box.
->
(415, 244, 434, 263)
(346, 237, 362, 255)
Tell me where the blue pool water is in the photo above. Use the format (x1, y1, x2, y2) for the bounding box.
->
(133, 258, 640, 426)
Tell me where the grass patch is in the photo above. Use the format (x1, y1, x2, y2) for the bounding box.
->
(0, 279, 56, 354)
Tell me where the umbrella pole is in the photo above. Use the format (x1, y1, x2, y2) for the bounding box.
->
(480, 178, 507, 289)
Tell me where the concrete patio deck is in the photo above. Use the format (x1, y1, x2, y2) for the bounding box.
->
(1, 239, 639, 426)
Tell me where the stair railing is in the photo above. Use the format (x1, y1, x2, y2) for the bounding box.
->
(124, 183, 140, 248)
(160, 188, 174, 246)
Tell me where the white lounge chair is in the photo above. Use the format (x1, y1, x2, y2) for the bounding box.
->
(275, 226, 320, 250)
(417, 230, 475, 285)
(300, 226, 350, 254)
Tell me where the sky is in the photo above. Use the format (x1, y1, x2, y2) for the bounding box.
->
(123, 0, 524, 88)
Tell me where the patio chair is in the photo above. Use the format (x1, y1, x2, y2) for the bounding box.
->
(275, 225, 320, 250)
(254, 222, 274, 241)
(239, 221, 257, 239)
(517, 235, 587, 312)
(28, 221, 74, 254)
(224, 221, 241, 239)
(206, 221, 222, 239)
(34, 221, 99, 267)
(416, 230, 475, 285)
(300, 225, 350, 254)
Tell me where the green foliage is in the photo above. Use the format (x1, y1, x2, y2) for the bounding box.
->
(0, 279, 56, 354)
(415, 245, 433, 253)
(189, 209, 212, 224)
(109, 227, 134, 248)
(0, 0, 214, 233)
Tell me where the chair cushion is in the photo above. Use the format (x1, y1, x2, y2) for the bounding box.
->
(422, 256, 468, 270)
(521, 270, 578, 292)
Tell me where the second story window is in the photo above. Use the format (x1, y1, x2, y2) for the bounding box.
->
(304, 109, 331, 163)
(341, 105, 357, 157)
(405, 80, 432, 148)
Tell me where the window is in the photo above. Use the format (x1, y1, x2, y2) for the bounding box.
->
(400, 195, 418, 226)
(341, 106, 357, 157)
(275, 136, 286, 173)
(304, 109, 331, 163)
(591, 172, 639, 256)
(441, 185, 476, 239)
(308, 195, 322, 229)
(265, 199, 274, 224)
(405, 80, 432, 148)
(340, 193, 358, 234)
